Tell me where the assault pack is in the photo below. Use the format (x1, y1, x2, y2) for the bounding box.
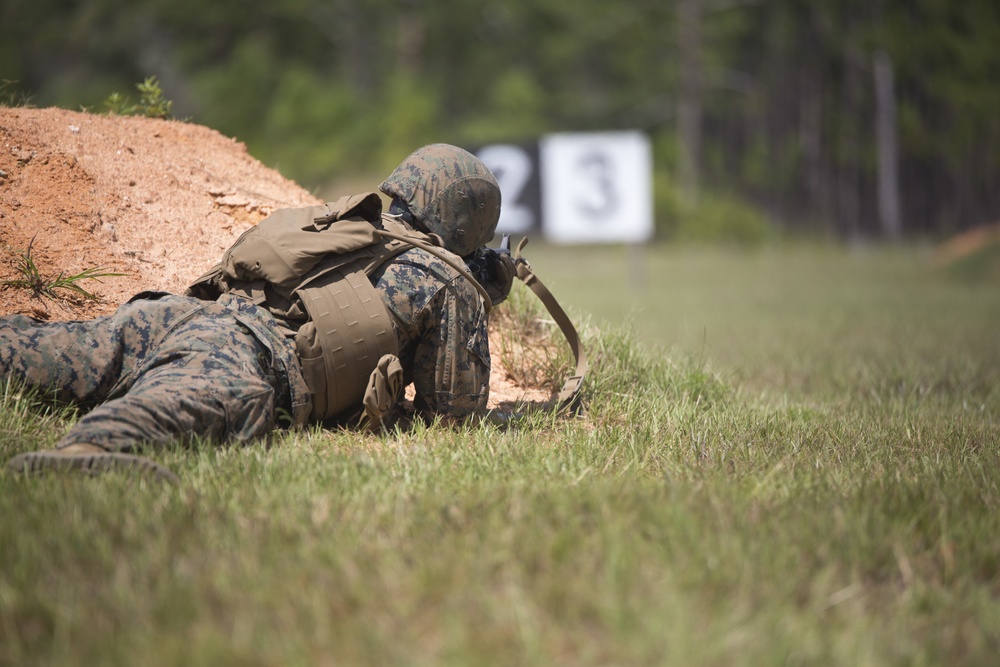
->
(189, 192, 418, 423)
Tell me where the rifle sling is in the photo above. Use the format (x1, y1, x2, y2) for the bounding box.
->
(513, 237, 588, 414)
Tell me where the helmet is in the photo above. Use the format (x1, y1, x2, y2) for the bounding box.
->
(380, 144, 501, 257)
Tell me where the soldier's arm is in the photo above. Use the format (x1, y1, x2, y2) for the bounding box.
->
(411, 277, 490, 421)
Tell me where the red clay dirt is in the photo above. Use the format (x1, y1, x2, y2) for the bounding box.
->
(0, 106, 549, 408)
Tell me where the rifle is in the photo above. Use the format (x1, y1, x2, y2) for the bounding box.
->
(467, 235, 588, 417)
(465, 234, 511, 287)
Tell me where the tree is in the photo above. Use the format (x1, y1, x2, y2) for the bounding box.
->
(873, 49, 902, 241)
(677, 0, 704, 206)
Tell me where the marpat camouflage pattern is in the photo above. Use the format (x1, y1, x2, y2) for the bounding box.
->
(0, 293, 310, 452)
(380, 144, 501, 257)
(2, 144, 497, 461)
(373, 246, 490, 418)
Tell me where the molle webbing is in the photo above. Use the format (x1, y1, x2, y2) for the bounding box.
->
(295, 267, 398, 422)
(186, 193, 413, 423)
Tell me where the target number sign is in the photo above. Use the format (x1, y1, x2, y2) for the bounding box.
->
(475, 143, 540, 236)
(539, 131, 653, 244)
(476, 131, 653, 244)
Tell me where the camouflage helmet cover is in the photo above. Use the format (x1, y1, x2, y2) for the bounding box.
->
(379, 144, 501, 257)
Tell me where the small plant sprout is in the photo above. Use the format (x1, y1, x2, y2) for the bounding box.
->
(102, 76, 174, 119)
(1, 237, 125, 303)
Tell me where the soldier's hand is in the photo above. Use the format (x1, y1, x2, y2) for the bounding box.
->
(484, 250, 515, 306)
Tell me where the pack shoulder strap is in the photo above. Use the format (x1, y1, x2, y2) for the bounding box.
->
(512, 237, 588, 414)
(373, 220, 495, 313)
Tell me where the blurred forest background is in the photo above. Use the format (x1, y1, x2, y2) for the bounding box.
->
(2, 0, 999, 242)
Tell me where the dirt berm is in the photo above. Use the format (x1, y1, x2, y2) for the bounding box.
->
(0, 107, 547, 406)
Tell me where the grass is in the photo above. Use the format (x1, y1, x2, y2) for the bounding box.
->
(2, 243, 999, 666)
(526, 242, 1000, 408)
(0, 79, 33, 108)
(2, 237, 125, 304)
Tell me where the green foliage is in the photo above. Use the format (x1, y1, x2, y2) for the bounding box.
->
(657, 181, 776, 245)
(191, 36, 283, 142)
(651, 132, 776, 245)
(248, 68, 445, 190)
(458, 69, 549, 144)
(102, 76, 174, 119)
(101, 91, 133, 116)
(1, 238, 125, 303)
(371, 73, 443, 175)
(4, 0, 999, 237)
(252, 68, 373, 187)
(684, 195, 776, 246)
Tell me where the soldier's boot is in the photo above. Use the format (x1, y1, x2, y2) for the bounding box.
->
(7, 443, 179, 484)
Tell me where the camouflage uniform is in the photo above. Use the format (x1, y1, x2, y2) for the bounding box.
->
(0, 246, 489, 454)
(0, 293, 310, 453)
(374, 247, 490, 419)
(4, 143, 498, 477)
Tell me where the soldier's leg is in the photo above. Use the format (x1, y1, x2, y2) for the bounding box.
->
(6, 296, 280, 481)
(0, 314, 117, 404)
(54, 307, 281, 452)
(3, 301, 192, 482)
(0, 297, 195, 406)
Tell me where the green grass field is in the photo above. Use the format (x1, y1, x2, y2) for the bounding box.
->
(2, 243, 999, 666)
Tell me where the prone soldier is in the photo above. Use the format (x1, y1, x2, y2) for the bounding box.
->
(2, 144, 515, 482)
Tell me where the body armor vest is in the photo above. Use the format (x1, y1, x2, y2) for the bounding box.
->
(188, 193, 432, 422)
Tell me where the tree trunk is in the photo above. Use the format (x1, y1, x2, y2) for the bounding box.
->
(677, 0, 703, 206)
(874, 50, 903, 241)
(799, 73, 825, 229)
(396, 0, 425, 75)
(838, 45, 865, 242)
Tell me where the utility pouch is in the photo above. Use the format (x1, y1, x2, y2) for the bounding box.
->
(294, 266, 398, 422)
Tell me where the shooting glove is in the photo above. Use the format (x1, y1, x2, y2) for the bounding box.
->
(362, 353, 404, 431)
(484, 250, 516, 306)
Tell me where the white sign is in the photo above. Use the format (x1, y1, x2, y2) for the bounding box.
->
(539, 131, 653, 244)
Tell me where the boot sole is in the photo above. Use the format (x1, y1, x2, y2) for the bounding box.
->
(7, 450, 179, 484)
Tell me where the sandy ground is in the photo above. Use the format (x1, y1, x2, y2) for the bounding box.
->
(0, 107, 550, 408)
